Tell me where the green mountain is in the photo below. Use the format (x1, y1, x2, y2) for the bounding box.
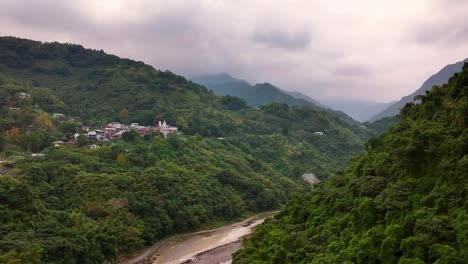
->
(192, 73, 359, 125)
(0, 37, 372, 263)
(369, 59, 468, 122)
(234, 63, 468, 263)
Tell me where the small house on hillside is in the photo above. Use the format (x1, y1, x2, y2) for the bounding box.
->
(108, 122, 123, 129)
(157, 120, 178, 137)
(87, 131, 97, 141)
(52, 113, 65, 119)
(18, 92, 31, 99)
(53, 141, 65, 148)
(314, 132, 324, 136)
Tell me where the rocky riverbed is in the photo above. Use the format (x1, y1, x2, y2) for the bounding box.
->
(119, 212, 276, 264)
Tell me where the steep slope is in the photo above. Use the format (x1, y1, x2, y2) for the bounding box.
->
(0, 37, 221, 126)
(370, 59, 468, 121)
(192, 74, 359, 125)
(0, 37, 371, 263)
(234, 63, 468, 264)
(0, 37, 367, 175)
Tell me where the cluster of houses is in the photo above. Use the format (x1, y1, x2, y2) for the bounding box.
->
(71, 120, 177, 143)
(52, 120, 178, 149)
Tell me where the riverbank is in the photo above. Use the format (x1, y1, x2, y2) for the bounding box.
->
(180, 240, 242, 264)
(118, 211, 276, 264)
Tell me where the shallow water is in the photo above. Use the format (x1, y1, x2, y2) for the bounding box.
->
(153, 218, 266, 264)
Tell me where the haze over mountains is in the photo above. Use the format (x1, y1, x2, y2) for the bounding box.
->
(234, 62, 468, 264)
(320, 100, 395, 122)
(369, 58, 468, 121)
(192, 73, 359, 124)
(195, 58, 468, 123)
(191, 73, 323, 107)
(193, 74, 393, 122)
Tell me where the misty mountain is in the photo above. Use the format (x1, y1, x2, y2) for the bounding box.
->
(192, 73, 313, 106)
(192, 73, 359, 125)
(369, 58, 468, 121)
(322, 100, 395, 122)
(281, 90, 327, 108)
(191, 73, 249, 87)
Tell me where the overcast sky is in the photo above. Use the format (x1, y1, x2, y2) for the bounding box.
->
(1, 0, 468, 102)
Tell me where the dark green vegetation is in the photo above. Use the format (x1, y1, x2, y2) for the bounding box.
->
(0, 135, 305, 263)
(234, 64, 468, 263)
(0, 37, 376, 263)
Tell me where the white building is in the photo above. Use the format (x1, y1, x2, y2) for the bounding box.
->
(157, 120, 178, 137)
(89, 144, 99, 149)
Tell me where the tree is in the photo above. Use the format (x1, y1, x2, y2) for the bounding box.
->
(221, 96, 247, 110)
(176, 116, 188, 130)
(34, 112, 53, 130)
(4, 127, 21, 144)
(122, 130, 139, 142)
(119, 108, 129, 124)
(58, 121, 77, 135)
(116, 154, 128, 165)
(77, 134, 89, 147)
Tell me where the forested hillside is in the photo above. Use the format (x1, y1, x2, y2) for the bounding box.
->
(234, 63, 468, 263)
(0, 37, 371, 263)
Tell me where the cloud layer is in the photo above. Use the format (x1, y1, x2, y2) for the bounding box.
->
(1, 0, 468, 102)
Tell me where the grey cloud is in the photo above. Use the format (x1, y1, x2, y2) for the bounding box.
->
(1, 0, 468, 102)
(412, 0, 468, 46)
(252, 30, 310, 50)
(415, 23, 468, 46)
(333, 64, 371, 77)
(0, 0, 90, 32)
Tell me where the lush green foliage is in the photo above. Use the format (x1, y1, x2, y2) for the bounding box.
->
(234, 64, 468, 263)
(0, 37, 369, 176)
(0, 37, 375, 263)
(0, 135, 307, 263)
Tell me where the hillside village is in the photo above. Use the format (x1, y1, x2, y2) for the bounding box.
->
(84, 120, 177, 141)
(53, 119, 178, 149)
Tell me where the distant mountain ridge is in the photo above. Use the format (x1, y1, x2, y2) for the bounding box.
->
(369, 58, 468, 121)
(323, 100, 396, 122)
(192, 73, 359, 125)
(282, 90, 327, 108)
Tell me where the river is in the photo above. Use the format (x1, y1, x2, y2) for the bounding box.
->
(119, 212, 275, 264)
(120, 174, 318, 264)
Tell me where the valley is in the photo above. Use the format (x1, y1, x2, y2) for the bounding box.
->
(0, 37, 370, 263)
(1, 5, 467, 262)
